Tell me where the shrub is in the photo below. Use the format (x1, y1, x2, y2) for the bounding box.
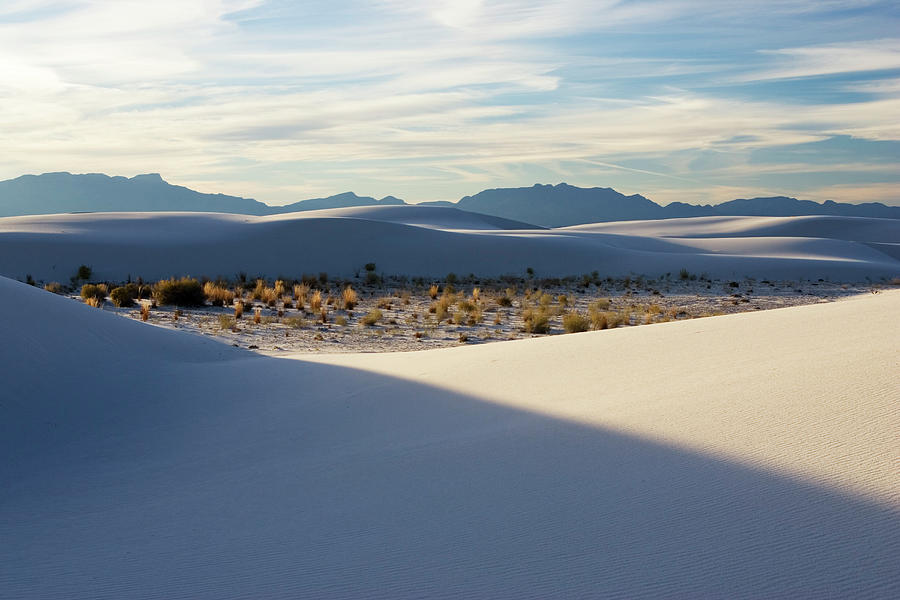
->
(523, 308, 550, 334)
(234, 301, 244, 319)
(591, 311, 608, 330)
(153, 277, 204, 306)
(335, 315, 348, 326)
(81, 284, 107, 302)
(341, 286, 358, 310)
(361, 308, 383, 326)
(293, 283, 309, 309)
(110, 286, 137, 307)
(140, 303, 150, 321)
(364, 262, 376, 272)
(563, 312, 589, 333)
(274, 279, 286, 298)
(428, 284, 439, 299)
(218, 314, 236, 330)
(471, 287, 481, 302)
(43, 282, 64, 294)
(377, 297, 392, 309)
(253, 307, 262, 324)
(75, 264, 92, 281)
(496, 294, 513, 307)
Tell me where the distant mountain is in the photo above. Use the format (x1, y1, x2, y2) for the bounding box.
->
(448, 183, 662, 227)
(1, 173, 897, 225)
(445, 184, 900, 226)
(273, 192, 405, 213)
(0, 172, 404, 218)
(0, 172, 272, 217)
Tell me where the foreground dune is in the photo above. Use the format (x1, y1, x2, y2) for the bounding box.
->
(1, 276, 898, 598)
(0, 208, 897, 281)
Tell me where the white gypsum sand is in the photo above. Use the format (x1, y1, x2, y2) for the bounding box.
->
(1, 275, 898, 599)
(0, 209, 897, 282)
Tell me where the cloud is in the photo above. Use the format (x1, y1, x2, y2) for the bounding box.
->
(0, 0, 897, 206)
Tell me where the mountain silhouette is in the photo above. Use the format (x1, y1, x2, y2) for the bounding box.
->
(1, 173, 897, 225)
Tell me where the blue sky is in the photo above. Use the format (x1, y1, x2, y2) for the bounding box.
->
(1, 0, 898, 205)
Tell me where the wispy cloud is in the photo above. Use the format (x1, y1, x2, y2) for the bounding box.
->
(0, 0, 898, 205)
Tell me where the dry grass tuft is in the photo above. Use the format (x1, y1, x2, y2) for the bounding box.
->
(361, 308, 383, 326)
(310, 290, 322, 312)
(342, 286, 359, 310)
(428, 284, 439, 299)
(203, 281, 235, 306)
(253, 307, 262, 324)
(43, 282, 64, 294)
(523, 307, 551, 334)
(234, 301, 244, 319)
(140, 303, 150, 322)
(563, 311, 589, 333)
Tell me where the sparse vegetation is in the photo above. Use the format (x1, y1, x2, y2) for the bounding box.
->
(361, 308, 383, 326)
(153, 277, 204, 306)
(80, 283, 107, 303)
(342, 286, 359, 310)
(43, 282, 64, 294)
(523, 307, 550, 334)
(563, 311, 589, 333)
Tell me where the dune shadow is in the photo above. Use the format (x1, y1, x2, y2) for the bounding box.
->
(1, 354, 898, 599)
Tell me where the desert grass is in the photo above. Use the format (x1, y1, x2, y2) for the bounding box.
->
(523, 307, 551, 334)
(284, 316, 305, 329)
(310, 290, 323, 312)
(234, 301, 244, 319)
(218, 314, 236, 330)
(84, 296, 104, 308)
(562, 311, 589, 333)
(253, 307, 262, 324)
(293, 283, 310, 308)
(274, 279, 286, 298)
(203, 281, 235, 306)
(342, 286, 359, 310)
(361, 308, 383, 326)
(428, 284, 439, 299)
(140, 302, 150, 322)
(43, 282, 64, 294)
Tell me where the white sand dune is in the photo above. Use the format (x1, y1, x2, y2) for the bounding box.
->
(0, 209, 897, 282)
(1, 276, 898, 599)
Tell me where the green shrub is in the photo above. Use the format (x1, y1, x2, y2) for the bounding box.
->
(152, 277, 204, 306)
(75, 265, 92, 281)
(563, 312, 589, 333)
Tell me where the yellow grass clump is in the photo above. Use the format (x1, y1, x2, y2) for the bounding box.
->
(342, 286, 359, 310)
(310, 290, 323, 312)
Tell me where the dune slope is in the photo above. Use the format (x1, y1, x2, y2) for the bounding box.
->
(1, 277, 898, 599)
(0, 209, 897, 282)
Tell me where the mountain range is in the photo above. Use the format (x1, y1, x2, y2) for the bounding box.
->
(1, 172, 897, 226)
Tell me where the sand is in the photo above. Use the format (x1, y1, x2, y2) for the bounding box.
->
(0, 208, 897, 283)
(1, 274, 898, 599)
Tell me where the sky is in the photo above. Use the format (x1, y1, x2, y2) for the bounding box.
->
(1, 1, 898, 206)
